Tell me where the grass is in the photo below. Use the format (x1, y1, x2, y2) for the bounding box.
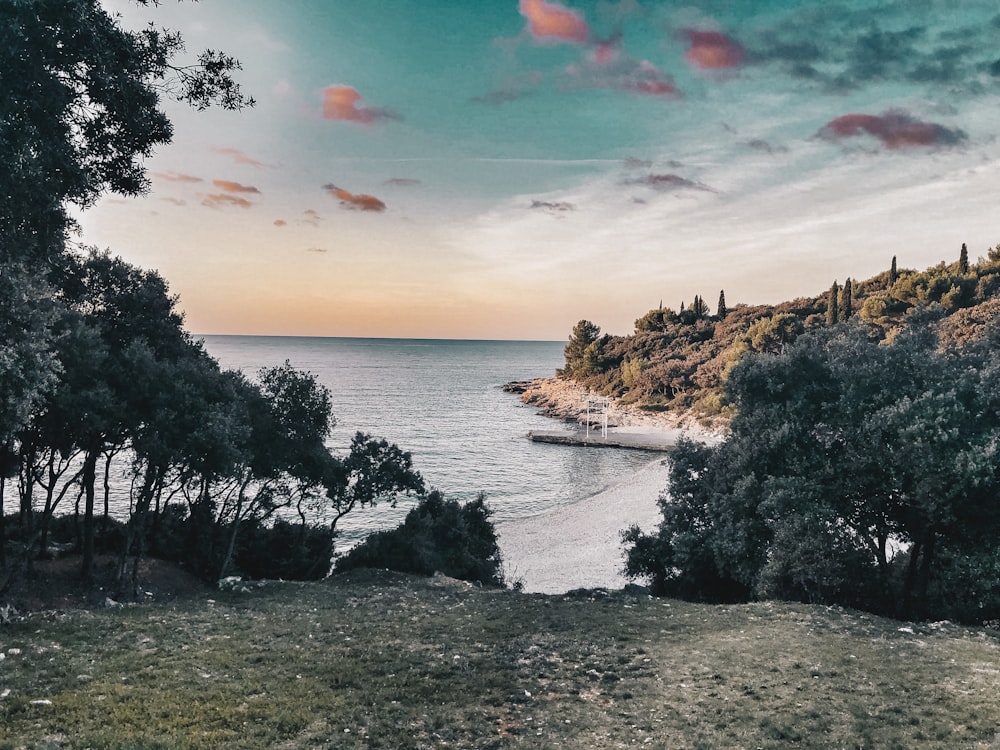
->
(1, 569, 1000, 748)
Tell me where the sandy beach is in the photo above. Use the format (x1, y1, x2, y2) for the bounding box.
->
(496, 376, 722, 594)
(496, 457, 670, 594)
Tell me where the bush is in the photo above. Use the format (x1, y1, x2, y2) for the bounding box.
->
(235, 519, 332, 581)
(335, 491, 504, 586)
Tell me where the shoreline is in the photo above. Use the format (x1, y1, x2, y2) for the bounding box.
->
(495, 376, 724, 594)
(496, 456, 670, 594)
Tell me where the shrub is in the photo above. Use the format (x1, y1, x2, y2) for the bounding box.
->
(335, 491, 504, 586)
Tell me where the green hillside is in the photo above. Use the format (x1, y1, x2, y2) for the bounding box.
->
(562, 243, 1000, 421)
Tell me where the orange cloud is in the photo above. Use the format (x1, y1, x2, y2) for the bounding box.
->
(323, 183, 387, 212)
(519, 0, 589, 44)
(212, 179, 260, 194)
(818, 111, 965, 149)
(681, 29, 746, 70)
(155, 171, 203, 183)
(201, 193, 254, 209)
(212, 147, 267, 167)
(274, 219, 287, 227)
(321, 85, 401, 125)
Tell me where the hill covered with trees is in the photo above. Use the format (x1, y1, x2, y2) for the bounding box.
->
(561, 243, 1000, 422)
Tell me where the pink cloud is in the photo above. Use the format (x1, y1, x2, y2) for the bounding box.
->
(818, 111, 965, 149)
(519, 0, 590, 45)
(212, 179, 260, 194)
(212, 147, 267, 167)
(154, 171, 203, 183)
(323, 183, 387, 212)
(321, 85, 401, 125)
(201, 193, 254, 209)
(681, 29, 746, 70)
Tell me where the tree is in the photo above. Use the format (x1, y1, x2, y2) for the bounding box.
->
(562, 320, 601, 377)
(890, 256, 898, 285)
(826, 281, 839, 325)
(959, 243, 970, 273)
(325, 432, 425, 547)
(841, 278, 853, 320)
(624, 323, 1000, 623)
(717, 290, 728, 319)
(0, 0, 253, 264)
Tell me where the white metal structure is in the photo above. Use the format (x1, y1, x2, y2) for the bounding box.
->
(584, 396, 609, 439)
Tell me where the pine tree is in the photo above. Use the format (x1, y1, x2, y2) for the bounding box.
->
(717, 289, 727, 318)
(890, 256, 898, 286)
(959, 243, 969, 273)
(841, 278, 853, 320)
(679, 301, 685, 312)
(827, 281, 839, 326)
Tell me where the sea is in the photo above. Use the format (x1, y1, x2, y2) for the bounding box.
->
(198, 336, 661, 548)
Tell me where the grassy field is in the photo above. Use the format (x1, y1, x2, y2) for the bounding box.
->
(1, 569, 999, 749)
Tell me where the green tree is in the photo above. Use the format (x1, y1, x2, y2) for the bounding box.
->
(959, 243, 970, 273)
(826, 281, 839, 325)
(890, 255, 898, 285)
(0, 0, 252, 264)
(717, 290, 727, 318)
(841, 278, 853, 320)
(562, 320, 601, 376)
(625, 323, 1000, 622)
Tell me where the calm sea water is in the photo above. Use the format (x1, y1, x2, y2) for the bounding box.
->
(199, 336, 659, 547)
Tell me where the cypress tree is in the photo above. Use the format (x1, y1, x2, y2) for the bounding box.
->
(959, 243, 969, 273)
(841, 278, 853, 320)
(827, 281, 839, 325)
(889, 255, 898, 286)
(717, 289, 727, 318)
(679, 300, 685, 312)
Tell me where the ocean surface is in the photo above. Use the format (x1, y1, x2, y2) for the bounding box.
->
(199, 336, 661, 548)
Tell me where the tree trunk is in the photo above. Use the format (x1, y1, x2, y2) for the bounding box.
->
(901, 539, 923, 620)
(80, 449, 99, 581)
(0, 474, 6, 569)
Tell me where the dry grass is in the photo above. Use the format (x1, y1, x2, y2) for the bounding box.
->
(2, 569, 1000, 749)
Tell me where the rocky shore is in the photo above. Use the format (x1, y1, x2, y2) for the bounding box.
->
(505, 376, 725, 441)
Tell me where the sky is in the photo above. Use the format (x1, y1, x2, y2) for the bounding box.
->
(78, 0, 1000, 340)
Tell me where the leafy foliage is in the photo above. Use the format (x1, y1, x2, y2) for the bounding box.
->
(335, 491, 504, 586)
(624, 322, 1000, 623)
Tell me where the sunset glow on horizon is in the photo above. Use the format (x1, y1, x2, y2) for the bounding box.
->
(79, 0, 1000, 340)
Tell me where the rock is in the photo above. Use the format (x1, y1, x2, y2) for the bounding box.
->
(30, 699, 52, 707)
(103, 597, 122, 609)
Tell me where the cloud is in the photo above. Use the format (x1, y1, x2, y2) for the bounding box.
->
(818, 110, 966, 149)
(212, 179, 261, 194)
(201, 193, 254, 209)
(159, 197, 187, 206)
(519, 0, 590, 45)
(624, 173, 713, 191)
(274, 219, 287, 227)
(323, 183, 387, 212)
(154, 171, 203, 183)
(680, 29, 746, 70)
(384, 177, 422, 187)
(212, 147, 268, 167)
(530, 199, 576, 213)
(564, 56, 677, 96)
(306, 247, 329, 254)
(623, 156, 652, 169)
(321, 85, 401, 125)
(301, 209, 321, 227)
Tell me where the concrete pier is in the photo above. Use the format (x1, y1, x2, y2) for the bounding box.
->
(527, 428, 682, 452)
